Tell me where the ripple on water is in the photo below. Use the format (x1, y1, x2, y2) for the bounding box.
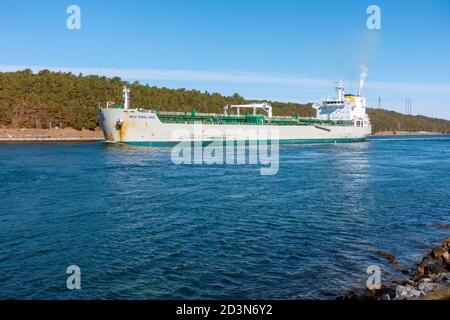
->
(0, 138, 449, 299)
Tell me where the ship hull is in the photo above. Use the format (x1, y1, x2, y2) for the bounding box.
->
(98, 108, 372, 146)
(123, 138, 367, 147)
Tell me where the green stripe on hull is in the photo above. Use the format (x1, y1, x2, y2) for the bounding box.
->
(115, 138, 367, 148)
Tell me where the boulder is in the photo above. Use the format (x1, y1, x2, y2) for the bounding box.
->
(401, 269, 412, 275)
(443, 251, 450, 264)
(442, 236, 450, 247)
(418, 282, 440, 295)
(404, 279, 416, 287)
(435, 273, 450, 284)
(417, 256, 435, 276)
(431, 247, 447, 259)
(430, 224, 450, 230)
(418, 277, 434, 284)
(376, 251, 398, 264)
(424, 263, 445, 275)
(395, 285, 423, 300)
(340, 291, 358, 301)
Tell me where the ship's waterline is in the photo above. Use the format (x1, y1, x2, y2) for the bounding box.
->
(115, 138, 367, 148)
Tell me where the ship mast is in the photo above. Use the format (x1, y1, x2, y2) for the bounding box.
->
(123, 86, 130, 109)
(335, 81, 345, 102)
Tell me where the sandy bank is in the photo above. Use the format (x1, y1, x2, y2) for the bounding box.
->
(0, 128, 104, 143)
(371, 131, 448, 137)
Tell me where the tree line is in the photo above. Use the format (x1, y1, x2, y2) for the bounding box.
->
(0, 69, 449, 133)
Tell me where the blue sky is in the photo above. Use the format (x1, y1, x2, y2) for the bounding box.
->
(0, 0, 449, 119)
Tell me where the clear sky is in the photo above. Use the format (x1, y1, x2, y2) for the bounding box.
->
(1, 0, 449, 119)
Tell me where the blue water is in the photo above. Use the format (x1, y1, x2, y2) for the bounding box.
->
(1, 135, 449, 300)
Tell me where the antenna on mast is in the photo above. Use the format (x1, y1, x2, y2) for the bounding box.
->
(335, 81, 345, 102)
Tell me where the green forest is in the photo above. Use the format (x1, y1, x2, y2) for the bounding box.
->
(0, 69, 449, 133)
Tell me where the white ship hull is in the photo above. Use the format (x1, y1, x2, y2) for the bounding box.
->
(98, 108, 372, 147)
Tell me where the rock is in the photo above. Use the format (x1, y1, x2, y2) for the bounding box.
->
(443, 251, 450, 264)
(374, 285, 390, 295)
(407, 288, 423, 299)
(363, 284, 392, 301)
(418, 277, 434, 283)
(431, 247, 447, 259)
(426, 273, 442, 281)
(417, 268, 425, 277)
(417, 256, 435, 276)
(442, 236, 450, 246)
(376, 251, 398, 264)
(435, 273, 450, 284)
(417, 252, 449, 276)
(418, 282, 440, 294)
(404, 279, 416, 287)
(340, 291, 358, 301)
(338, 240, 450, 301)
(395, 285, 423, 300)
(395, 286, 409, 300)
(401, 269, 412, 275)
(379, 294, 391, 301)
(424, 263, 445, 275)
(429, 224, 450, 230)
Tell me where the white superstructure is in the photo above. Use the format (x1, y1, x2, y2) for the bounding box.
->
(315, 81, 370, 128)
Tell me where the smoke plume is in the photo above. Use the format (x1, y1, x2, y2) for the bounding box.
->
(358, 64, 369, 95)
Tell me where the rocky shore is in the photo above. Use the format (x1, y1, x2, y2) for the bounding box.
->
(0, 128, 104, 142)
(338, 236, 450, 300)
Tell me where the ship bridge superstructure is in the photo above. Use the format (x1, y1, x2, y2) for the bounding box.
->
(315, 81, 370, 127)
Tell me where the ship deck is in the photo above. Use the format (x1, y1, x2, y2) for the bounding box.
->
(155, 111, 354, 127)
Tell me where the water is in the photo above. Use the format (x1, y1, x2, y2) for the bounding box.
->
(0, 135, 449, 300)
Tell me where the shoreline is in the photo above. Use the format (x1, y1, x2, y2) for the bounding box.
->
(338, 233, 450, 301)
(371, 131, 448, 137)
(0, 128, 447, 143)
(0, 128, 104, 143)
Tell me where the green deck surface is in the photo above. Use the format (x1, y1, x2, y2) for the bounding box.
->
(155, 110, 353, 127)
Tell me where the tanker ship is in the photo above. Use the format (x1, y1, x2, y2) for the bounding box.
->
(98, 82, 371, 146)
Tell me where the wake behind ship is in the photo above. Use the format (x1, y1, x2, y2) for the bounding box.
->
(98, 82, 372, 146)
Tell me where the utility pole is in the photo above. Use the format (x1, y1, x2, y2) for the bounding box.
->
(405, 98, 412, 116)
